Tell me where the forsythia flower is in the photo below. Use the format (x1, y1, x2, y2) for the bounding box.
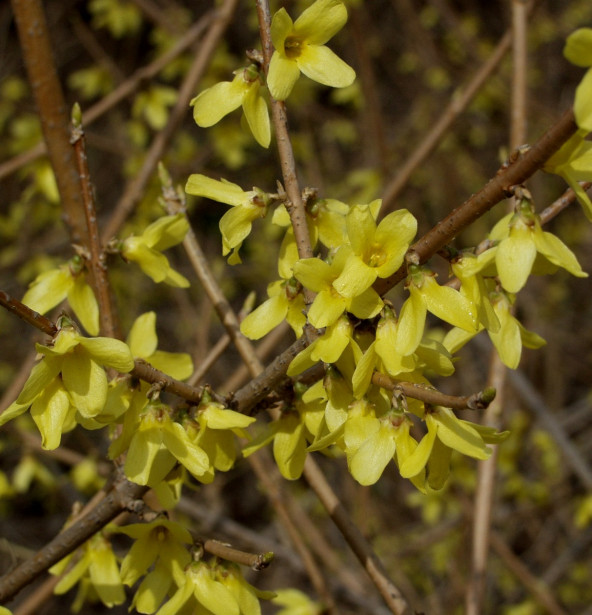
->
(332, 202, 417, 298)
(22, 256, 99, 335)
(51, 532, 125, 609)
(0, 323, 134, 448)
(293, 248, 383, 328)
(240, 276, 306, 340)
(271, 588, 323, 615)
(485, 196, 587, 294)
(544, 132, 592, 220)
(395, 266, 477, 356)
(192, 65, 270, 147)
(267, 0, 355, 101)
(117, 519, 192, 614)
(185, 174, 269, 264)
(121, 213, 190, 287)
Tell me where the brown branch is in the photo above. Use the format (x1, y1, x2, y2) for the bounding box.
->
(0, 476, 147, 604)
(101, 0, 239, 243)
(255, 0, 315, 272)
(374, 106, 578, 296)
(302, 457, 411, 615)
(70, 107, 120, 339)
(372, 372, 496, 411)
(0, 291, 58, 337)
(202, 538, 273, 571)
(10, 0, 89, 246)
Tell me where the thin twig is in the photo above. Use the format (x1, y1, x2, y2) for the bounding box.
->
(302, 457, 411, 615)
(202, 539, 274, 571)
(101, 0, 239, 243)
(0, 291, 58, 337)
(70, 108, 120, 339)
(465, 353, 507, 615)
(489, 531, 567, 615)
(254, 0, 314, 269)
(372, 372, 496, 411)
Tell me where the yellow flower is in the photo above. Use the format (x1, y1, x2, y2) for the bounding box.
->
(487, 197, 587, 294)
(395, 266, 477, 356)
(22, 256, 99, 335)
(192, 65, 270, 148)
(121, 213, 190, 287)
(185, 174, 269, 263)
(293, 248, 383, 328)
(51, 532, 125, 609)
(332, 202, 417, 298)
(0, 324, 134, 448)
(267, 0, 355, 101)
(117, 519, 192, 613)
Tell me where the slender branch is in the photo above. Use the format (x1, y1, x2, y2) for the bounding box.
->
(0, 291, 58, 337)
(70, 107, 120, 339)
(302, 457, 411, 615)
(255, 0, 314, 270)
(10, 0, 89, 246)
(101, 0, 239, 243)
(0, 476, 147, 604)
(202, 539, 274, 571)
(161, 175, 264, 378)
(465, 353, 507, 615)
(374, 106, 578, 296)
(372, 372, 496, 411)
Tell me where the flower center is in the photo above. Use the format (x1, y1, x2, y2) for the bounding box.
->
(367, 244, 387, 268)
(284, 36, 304, 59)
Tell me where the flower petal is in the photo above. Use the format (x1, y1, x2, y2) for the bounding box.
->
(68, 276, 99, 336)
(332, 253, 376, 298)
(242, 82, 270, 148)
(496, 228, 537, 293)
(240, 294, 288, 340)
(62, 351, 108, 418)
(297, 44, 355, 88)
(185, 175, 246, 207)
(192, 80, 245, 127)
(294, 0, 348, 45)
(77, 336, 135, 372)
(267, 52, 301, 101)
(564, 28, 592, 67)
(127, 311, 158, 358)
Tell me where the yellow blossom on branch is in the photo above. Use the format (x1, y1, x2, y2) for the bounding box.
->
(267, 0, 355, 101)
(191, 64, 270, 148)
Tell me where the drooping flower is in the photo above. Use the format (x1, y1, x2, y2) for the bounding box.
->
(486, 196, 587, 294)
(121, 213, 190, 286)
(563, 28, 592, 132)
(117, 519, 192, 614)
(0, 322, 134, 448)
(192, 65, 270, 148)
(395, 266, 478, 357)
(185, 174, 269, 263)
(267, 0, 356, 101)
